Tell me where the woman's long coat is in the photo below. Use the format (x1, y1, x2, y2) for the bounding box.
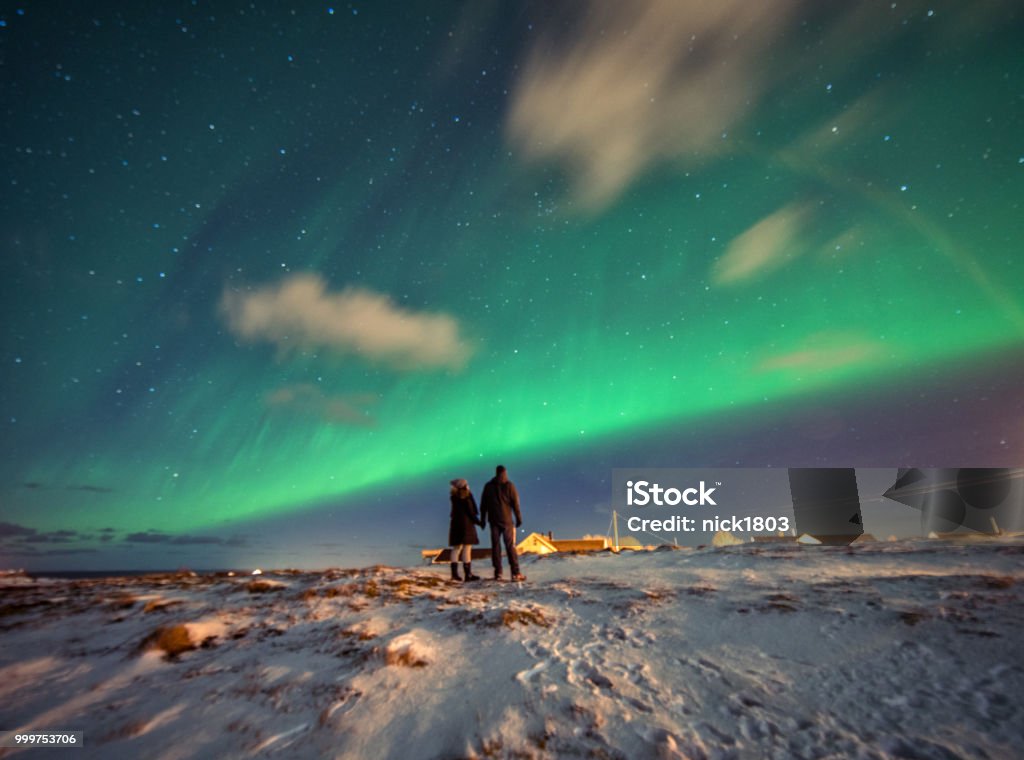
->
(448, 491, 481, 546)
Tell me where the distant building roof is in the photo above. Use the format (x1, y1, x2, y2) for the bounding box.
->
(551, 538, 609, 552)
(711, 531, 743, 547)
(516, 533, 558, 554)
(423, 533, 620, 563)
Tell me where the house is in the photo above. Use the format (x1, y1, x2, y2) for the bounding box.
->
(550, 537, 611, 552)
(516, 532, 558, 555)
(517, 532, 611, 554)
(421, 532, 612, 564)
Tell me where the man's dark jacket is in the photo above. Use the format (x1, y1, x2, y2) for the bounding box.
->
(479, 474, 522, 528)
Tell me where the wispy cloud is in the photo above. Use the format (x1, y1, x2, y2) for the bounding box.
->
(23, 530, 80, 544)
(758, 334, 883, 374)
(713, 203, 813, 285)
(66, 484, 114, 494)
(507, 0, 802, 209)
(221, 275, 473, 370)
(507, 2, 1002, 211)
(1, 547, 99, 557)
(0, 521, 37, 539)
(0, 522, 101, 554)
(266, 384, 377, 427)
(123, 531, 247, 547)
(20, 482, 114, 493)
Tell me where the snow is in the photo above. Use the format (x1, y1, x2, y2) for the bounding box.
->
(0, 540, 1022, 758)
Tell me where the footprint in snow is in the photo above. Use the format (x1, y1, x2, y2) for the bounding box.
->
(586, 669, 614, 690)
(515, 660, 549, 684)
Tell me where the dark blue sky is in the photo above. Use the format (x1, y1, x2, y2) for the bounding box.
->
(2, 1, 1022, 570)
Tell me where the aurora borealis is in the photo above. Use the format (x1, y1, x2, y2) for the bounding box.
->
(2, 1, 1023, 570)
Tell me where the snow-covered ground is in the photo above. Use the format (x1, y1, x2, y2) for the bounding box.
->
(1, 539, 1022, 759)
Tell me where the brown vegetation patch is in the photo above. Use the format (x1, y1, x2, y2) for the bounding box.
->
(382, 645, 429, 668)
(140, 624, 195, 659)
(569, 702, 604, 730)
(319, 574, 447, 603)
(478, 738, 504, 758)
(936, 606, 979, 623)
(763, 602, 798, 613)
(686, 585, 716, 597)
(641, 588, 676, 602)
(99, 718, 150, 743)
(0, 599, 52, 618)
(299, 583, 359, 600)
(107, 594, 138, 610)
(323, 568, 365, 580)
(385, 574, 446, 595)
(246, 580, 286, 594)
(900, 611, 928, 626)
(384, 649, 428, 668)
(979, 575, 1015, 590)
(529, 722, 556, 751)
(497, 606, 551, 628)
(341, 626, 378, 642)
(143, 599, 182, 613)
(323, 584, 355, 598)
(448, 609, 487, 627)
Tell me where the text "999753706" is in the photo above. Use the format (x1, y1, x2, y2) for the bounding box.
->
(1, 731, 83, 748)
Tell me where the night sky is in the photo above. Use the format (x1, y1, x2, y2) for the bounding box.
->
(2, 1, 1023, 571)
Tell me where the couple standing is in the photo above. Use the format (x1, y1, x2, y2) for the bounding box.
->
(448, 465, 526, 582)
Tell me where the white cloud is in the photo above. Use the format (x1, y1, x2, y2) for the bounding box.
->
(757, 334, 883, 374)
(506, 1, 999, 211)
(221, 275, 472, 370)
(506, 0, 802, 209)
(266, 384, 377, 426)
(713, 203, 812, 285)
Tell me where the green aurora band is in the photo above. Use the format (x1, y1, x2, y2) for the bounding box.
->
(2, 2, 1022, 539)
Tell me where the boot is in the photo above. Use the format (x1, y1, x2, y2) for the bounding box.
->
(493, 568, 502, 581)
(463, 563, 480, 582)
(450, 562, 462, 582)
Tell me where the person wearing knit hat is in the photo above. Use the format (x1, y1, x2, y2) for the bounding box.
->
(448, 478, 483, 582)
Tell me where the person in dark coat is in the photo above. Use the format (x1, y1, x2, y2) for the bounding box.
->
(479, 465, 525, 581)
(448, 478, 482, 581)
